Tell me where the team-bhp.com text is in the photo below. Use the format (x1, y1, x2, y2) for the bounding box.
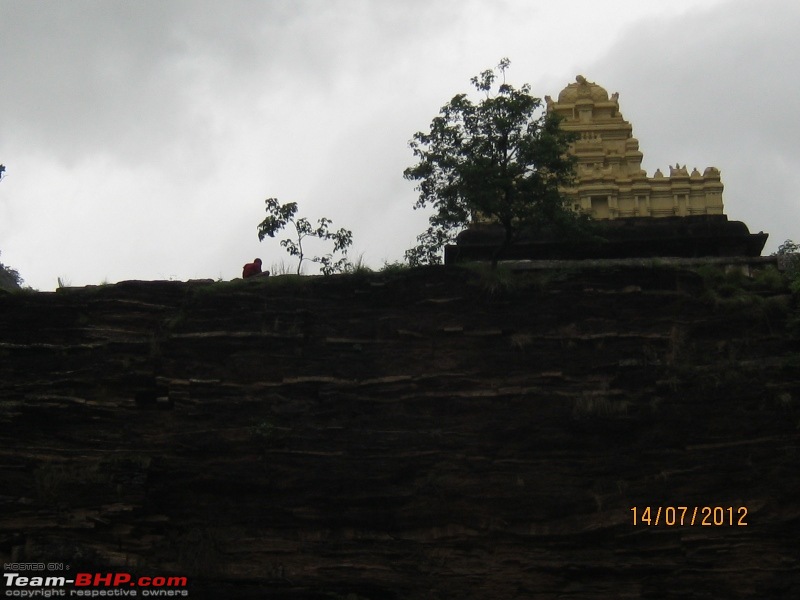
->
(3, 573, 188, 597)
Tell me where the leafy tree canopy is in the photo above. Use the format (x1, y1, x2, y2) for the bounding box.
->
(404, 58, 582, 266)
(776, 239, 799, 256)
(775, 239, 800, 293)
(0, 251, 22, 290)
(0, 168, 22, 290)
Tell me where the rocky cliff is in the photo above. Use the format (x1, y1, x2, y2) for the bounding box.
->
(1, 265, 798, 599)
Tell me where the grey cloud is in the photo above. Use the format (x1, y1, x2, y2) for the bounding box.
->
(1, 2, 184, 162)
(0, 0, 459, 169)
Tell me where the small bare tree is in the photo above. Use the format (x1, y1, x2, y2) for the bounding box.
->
(257, 198, 353, 275)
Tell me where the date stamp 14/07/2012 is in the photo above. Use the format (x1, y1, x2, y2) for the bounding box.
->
(631, 506, 748, 526)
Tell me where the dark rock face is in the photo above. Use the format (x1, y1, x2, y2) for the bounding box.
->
(0, 268, 798, 599)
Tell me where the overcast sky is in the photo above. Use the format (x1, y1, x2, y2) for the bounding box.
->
(1, 0, 797, 290)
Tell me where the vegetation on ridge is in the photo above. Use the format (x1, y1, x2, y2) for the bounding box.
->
(0, 251, 22, 290)
(404, 58, 585, 267)
(257, 198, 353, 275)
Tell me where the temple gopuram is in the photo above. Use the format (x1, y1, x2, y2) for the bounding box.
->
(445, 76, 768, 263)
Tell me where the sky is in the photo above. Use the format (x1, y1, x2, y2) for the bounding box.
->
(1, 0, 798, 290)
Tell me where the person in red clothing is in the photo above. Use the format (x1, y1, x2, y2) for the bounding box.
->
(242, 258, 268, 278)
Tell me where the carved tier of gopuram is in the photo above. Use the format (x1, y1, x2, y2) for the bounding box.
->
(445, 76, 768, 263)
(547, 75, 724, 220)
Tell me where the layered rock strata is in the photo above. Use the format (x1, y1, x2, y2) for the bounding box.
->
(0, 268, 798, 599)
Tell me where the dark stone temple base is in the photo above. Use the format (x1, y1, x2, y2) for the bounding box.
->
(445, 215, 768, 264)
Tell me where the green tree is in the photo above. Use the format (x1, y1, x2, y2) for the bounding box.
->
(776, 239, 800, 293)
(1, 167, 23, 289)
(257, 198, 353, 275)
(777, 239, 799, 256)
(0, 251, 22, 290)
(404, 58, 582, 267)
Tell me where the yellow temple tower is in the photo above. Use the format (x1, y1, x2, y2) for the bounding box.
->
(546, 75, 725, 220)
(444, 75, 767, 263)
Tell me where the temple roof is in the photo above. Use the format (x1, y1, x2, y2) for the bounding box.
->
(557, 75, 611, 104)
